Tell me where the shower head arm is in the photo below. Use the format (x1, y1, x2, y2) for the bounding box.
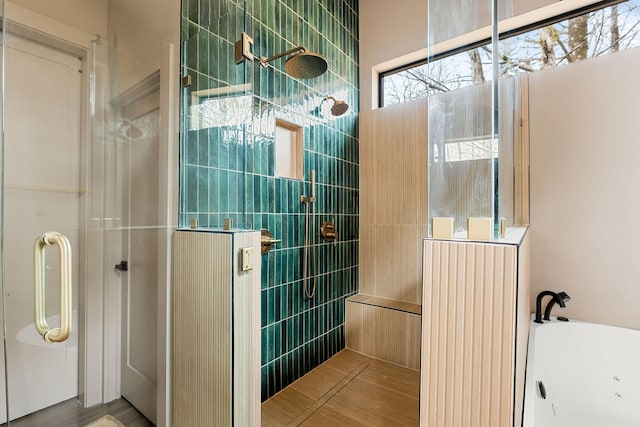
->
(259, 46, 307, 67)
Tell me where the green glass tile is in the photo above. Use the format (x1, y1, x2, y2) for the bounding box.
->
(185, 165, 198, 212)
(261, 327, 269, 365)
(208, 34, 219, 78)
(218, 169, 229, 211)
(285, 283, 294, 318)
(258, 176, 267, 212)
(261, 366, 268, 401)
(267, 250, 275, 287)
(267, 177, 276, 212)
(244, 174, 254, 213)
(261, 289, 268, 327)
(197, 129, 209, 165)
(197, 167, 209, 212)
(197, 30, 210, 75)
(186, 29, 199, 70)
(208, 168, 219, 212)
(273, 322, 282, 358)
(186, 130, 199, 164)
(219, 41, 231, 84)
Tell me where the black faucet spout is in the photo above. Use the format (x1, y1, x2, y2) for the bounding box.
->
(535, 291, 558, 323)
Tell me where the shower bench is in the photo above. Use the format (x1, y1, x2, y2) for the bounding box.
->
(345, 293, 421, 370)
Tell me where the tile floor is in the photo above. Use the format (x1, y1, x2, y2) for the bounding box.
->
(1, 397, 152, 427)
(261, 349, 420, 426)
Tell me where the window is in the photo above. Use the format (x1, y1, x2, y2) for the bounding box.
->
(380, 0, 640, 107)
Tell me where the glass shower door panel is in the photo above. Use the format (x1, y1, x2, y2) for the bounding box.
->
(180, 0, 252, 230)
(0, 30, 82, 422)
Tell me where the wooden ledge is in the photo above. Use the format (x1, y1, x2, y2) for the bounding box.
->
(347, 294, 421, 315)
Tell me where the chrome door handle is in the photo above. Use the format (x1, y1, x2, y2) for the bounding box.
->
(34, 231, 72, 343)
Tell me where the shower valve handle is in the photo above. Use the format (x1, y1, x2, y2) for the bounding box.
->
(261, 229, 281, 255)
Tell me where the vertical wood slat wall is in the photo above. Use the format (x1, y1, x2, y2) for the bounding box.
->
(172, 231, 233, 426)
(421, 238, 528, 427)
(359, 98, 428, 304)
(346, 301, 421, 369)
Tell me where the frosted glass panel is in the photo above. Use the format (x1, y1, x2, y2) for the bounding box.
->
(428, 0, 513, 46)
(428, 82, 494, 235)
(427, 0, 520, 238)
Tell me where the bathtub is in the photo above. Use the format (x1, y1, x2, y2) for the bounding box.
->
(523, 317, 640, 427)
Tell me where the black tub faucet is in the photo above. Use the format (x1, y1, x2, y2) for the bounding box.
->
(535, 291, 570, 323)
(544, 291, 570, 321)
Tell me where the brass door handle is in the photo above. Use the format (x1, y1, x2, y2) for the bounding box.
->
(261, 229, 281, 255)
(34, 231, 72, 343)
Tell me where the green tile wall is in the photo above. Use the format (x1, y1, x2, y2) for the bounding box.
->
(180, 0, 359, 401)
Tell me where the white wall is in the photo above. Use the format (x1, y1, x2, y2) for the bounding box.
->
(12, 0, 107, 37)
(529, 47, 640, 329)
(359, 0, 428, 111)
(108, 0, 179, 93)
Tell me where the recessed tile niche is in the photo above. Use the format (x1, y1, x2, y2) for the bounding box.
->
(274, 118, 303, 180)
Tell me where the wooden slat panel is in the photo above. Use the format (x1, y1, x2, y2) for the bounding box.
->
(356, 98, 428, 304)
(232, 232, 261, 426)
(345, 301, 364, 353)
(359, 110, 376, 226)
(172, 231, 232, 426)
(514, 231, 531, 427)
(421, 240, 518, 427)
(346, 301, 421, 370)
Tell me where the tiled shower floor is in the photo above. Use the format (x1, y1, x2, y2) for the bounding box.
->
(261, 349, 420, 426)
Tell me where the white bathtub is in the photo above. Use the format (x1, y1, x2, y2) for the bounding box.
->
(523, 317, 640, 427)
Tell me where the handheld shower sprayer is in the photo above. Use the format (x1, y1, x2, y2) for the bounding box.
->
(301, 170, 317, 299)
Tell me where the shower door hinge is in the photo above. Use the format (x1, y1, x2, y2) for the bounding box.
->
(234, 32, 254, 64)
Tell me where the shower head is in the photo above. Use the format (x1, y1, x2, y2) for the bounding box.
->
(325, 95, 349, 116)
(260, 46, 328, 79)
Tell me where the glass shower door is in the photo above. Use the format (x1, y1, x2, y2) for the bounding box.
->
(0, 1, 179, 425)
(0, 19, 84, 423)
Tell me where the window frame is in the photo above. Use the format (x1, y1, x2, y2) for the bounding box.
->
(378, 0, 626, 107)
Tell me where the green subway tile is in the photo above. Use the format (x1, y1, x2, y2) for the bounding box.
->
(197, 30, 210, 75)
(261, 289, 267, 327)
(261, 327, 269, 365)
(208, 34, 219, 79)
(261, 366, 268, 401)
(185, 165, 198, 212)
(266, 287, 275, 323)
(197, 167, 209, 212)
(208, 168, 219, 212)
(273, 322, 282, 358)
(186, 131, 199, 165)
(244, 174, 254, 213)
(267, 250, 276, 287)
(266, 361, 276, 397)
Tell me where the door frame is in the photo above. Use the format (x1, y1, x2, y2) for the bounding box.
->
(1, 3, 179, 425)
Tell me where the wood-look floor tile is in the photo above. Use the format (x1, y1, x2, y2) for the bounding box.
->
(289, 364, 346, 401)
(324, 377, 419, 427)
(299, 406, 369, 426)
(261, 388, 314, 427)
(261, 350, 421, 427)
(358, 359, 421, 398)
(319, 349, 368, 375)
(2, 398, 151, 427)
